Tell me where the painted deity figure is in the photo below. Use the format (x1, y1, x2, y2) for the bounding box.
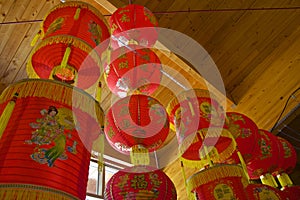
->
(25, 106, 77, 167)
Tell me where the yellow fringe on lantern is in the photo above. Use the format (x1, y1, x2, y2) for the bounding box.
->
(0, 183, 79, 200)
(0, 93, 18, 139)
(26, 35, 102, 94)
(0, 79, 104, 126)
(260, 173, 278, 188)
(179, 128, 236, 168)
(130, 145, 150, 166)
(186, 164, 248, 193)
(27, 35, 101, 72)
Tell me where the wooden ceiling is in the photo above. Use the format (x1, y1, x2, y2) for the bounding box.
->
(1, 0, 300, 199)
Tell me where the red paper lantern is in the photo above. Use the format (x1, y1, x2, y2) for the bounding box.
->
(0, 79, 104, 200)
(246, 184, 286, 200)
(283, 186, 300, 200)
(28, 37, 102, 90)
(246, 129, 280, 179)
(104, 166, 177, 199)
(167, 89, 235, 167)
(28, 1, 111, 91)
(104, 94, 169, 154)
(105, 45, 162, 97)
(274, 136, 297, 175)
(109, 4, 158, 49)
(41, 1, 110, 53)
(186, 164, 248, 199)
(224, 112, 260, 164)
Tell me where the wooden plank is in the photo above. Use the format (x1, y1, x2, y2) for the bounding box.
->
(206, 1, 297, 93)
(0, 0, 31, 22)
(233, 34, 300, 129)
(0, 0, 41, 75)
(0, 23, 31, 79)
(231, 10, 300, 102)
(0, 0, 14, 22)
(0, 0, 61, 84)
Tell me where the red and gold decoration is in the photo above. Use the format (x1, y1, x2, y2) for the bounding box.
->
(104, 166, 176, 199)
(104, 94, 169, 165)
(274, 136, 297, 175)
(246, 129, 280, 180)
(167, 89, 236, 168)
(28, 1, 110, 91)
(224, 112, 259, 164)
(0, 79, 104, 200)
(105, 45, 162, 97)
(109, 4, 159, 49)
(186, 164, 249, 199)
(40, 1, 110, 51)
(246, 184, 286, 200)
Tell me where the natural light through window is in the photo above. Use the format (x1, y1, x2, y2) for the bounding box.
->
(86, 159, 121, 199)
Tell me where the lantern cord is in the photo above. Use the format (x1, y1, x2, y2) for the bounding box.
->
(154, 150, 159, 168)
(180, 161, 194, 199)
(160, 69, 188, 90)
(180, 161, 187, 186)
(270, 87, 300, 133)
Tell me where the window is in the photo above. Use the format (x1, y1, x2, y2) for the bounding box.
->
(86, 159, 120, 199)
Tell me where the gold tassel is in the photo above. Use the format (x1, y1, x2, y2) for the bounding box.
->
(282, 173, 293, 186)
(30, 30, 41, 46)
(74, 7, 81, 20)
(277, 173, 293, 188)
(95, 82, 102, 102)
(61, 46, 71, 68)
(0, 93, 18, 139)
(130, 145, 150, 165)
(260, 173, 278, 188)
(199, 131, 213, 167)
(237, 151, 250, 182)
(181, 161, 194, 200)
(97, 133, 104, 172)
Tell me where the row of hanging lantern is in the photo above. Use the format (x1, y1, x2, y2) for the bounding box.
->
(103, 3, 177, 199)
(0, 1, 109, 200)
(0, 0, 298, 199)
(166, 87, 298, 199)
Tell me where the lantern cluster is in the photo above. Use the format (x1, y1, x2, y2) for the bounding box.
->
(166, 88, 298, 199)
(105, 4, 161, 97)
(0, 1, 108, 200)
(103, 4, 177, 199)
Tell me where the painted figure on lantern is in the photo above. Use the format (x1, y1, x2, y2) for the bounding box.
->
(259, 138, 272, 159)
(25, 106, 77, 167)
(88, 20, 103, 45)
